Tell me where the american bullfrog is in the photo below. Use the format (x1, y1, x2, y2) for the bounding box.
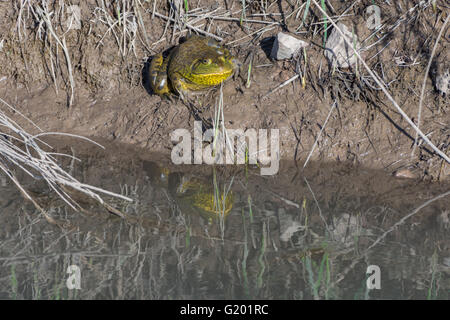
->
(149, 35, 237, 99)
(143, 161, 234, 220)
(169, 172, 233, 221)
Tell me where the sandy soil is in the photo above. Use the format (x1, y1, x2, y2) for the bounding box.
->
(0, 0, 448, 180)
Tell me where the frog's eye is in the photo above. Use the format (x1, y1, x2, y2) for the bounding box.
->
(201, 58, 212, 65)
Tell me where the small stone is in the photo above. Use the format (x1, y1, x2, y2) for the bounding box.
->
(324, 22, 361, 69)
(435, 70, 449, 96)
(431, 55, 449, 96)
(270, 32, 308, 60)
(393, 168, 417, 179)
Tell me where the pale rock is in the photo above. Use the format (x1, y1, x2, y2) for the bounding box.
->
(432, 57, 449, 96)
(435, 70, 449, 96)
(393, 168, 417, 179)
(270, 32, 308, 60)
(324, 22, 361, 69)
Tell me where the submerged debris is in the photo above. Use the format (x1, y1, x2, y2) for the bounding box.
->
(278, 208, 304, 242)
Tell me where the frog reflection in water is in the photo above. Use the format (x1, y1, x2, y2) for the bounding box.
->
(143, 162, 233, 221)
(168, 172, 233, 222)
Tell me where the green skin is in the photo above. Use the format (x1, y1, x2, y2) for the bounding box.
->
(169, 175, 234, 220)
(149, 35, 236, 99)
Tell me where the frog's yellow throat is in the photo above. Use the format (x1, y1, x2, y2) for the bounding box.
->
(192, 192, 233, 216)
(184, 70, 233, 86)
(179, 181, 233, 216)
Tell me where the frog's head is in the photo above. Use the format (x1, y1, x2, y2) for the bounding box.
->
(191, 187, 234, 218)
(170, 174, 234, 220)
(185, 40, 237, 86)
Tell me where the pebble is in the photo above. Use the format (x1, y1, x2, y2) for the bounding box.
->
(324, 22, 361, 69)
(432, 55, 449, 96)
(393, 168, 417, 179)
(270, 32, 308, 60)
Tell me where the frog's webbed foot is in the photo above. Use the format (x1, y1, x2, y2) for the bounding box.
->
(178, 91, 197, 106)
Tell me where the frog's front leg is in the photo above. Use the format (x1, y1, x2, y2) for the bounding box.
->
(149, 53, 171, 96)
(170, 73, 191, 101)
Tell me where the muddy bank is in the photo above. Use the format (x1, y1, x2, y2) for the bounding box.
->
(0, 0, 448, 180)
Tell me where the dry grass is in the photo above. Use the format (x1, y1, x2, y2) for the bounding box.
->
(15, 0, 76, 106)
(92, 0, 139, 57)
(0, 97, 132, 216)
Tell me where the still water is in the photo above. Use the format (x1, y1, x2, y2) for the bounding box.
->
(0, 142, 448, 299)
